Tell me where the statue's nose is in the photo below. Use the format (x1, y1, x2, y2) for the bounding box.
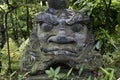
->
(47, 30, 75, 44)
(57, 30, 66, 38)
(56, 31, 68, 43)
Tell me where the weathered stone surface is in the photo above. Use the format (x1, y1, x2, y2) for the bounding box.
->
(20, 0, 103, 78)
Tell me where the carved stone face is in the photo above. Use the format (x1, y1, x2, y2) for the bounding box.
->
(20, 0, 103, 77)
(35, 9, 89, 57)
(20, 1, 103, 75)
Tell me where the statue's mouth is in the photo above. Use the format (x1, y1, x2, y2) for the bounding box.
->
(41, 48, 79, 56)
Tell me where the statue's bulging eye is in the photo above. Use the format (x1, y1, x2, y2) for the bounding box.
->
(41, 23, 53, 32)
(71, 24, 83, 32)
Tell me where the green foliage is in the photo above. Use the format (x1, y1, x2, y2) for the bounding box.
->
(8, 71, 30, 80)
(17, 72, 30, 80)
(45, 66, 73, 80)
(0, 0, 47, 41)
(0, 38, 21, 75)
(70, 64, 86, 80)
(2, 38, 17, 50)
(19, 38, 29, 52)
(45, 65, 116, 80)
(0, 38, 29, 75)
(45, 67, 61, 80)
(66, 68, 73, 78)
(9, 71, 17, 80)
(73, 0, 120, 54)
(100, 67, 116, 80)
(87, 76, 91, 80)
(78, 64, 84, 76)
(95, 28, 117, 52)
(1, 38, 21, 61)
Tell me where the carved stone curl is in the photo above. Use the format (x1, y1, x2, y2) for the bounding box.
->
(20, 0, 103, 76)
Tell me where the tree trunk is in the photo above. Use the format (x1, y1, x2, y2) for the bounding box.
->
(4, 12, 12, 73)
(0, 13, 6, 48)
(26, 0, 30, 36)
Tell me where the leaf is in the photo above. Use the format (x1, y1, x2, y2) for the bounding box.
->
(115, 25, 120, 32)
(23, 72, 30, 78)
(100, 67, 109, 75)
(106, 68, 115, 80)
(74, 0, 80, 5)
(55, 75, 60, 79)
(10, 71, 17, 77)
(19, 38, 29, 52)
(55, 66, 60, 75)
(50, 67, 55, 75)
(109, 37, 117, 48)
(53, 78, 58, 80)
(45, 70, 51, 75)
(66, 68, 73, 77)
(59, 73, 65, 79)
(10, 71, 17, 79)
(87, 76, 91, 80)
(95, 40, 103, 50)
(78, 64, 84, 76)
(109, 69, 114, 80)
(45, 70, 53, 78)
(94, 77, 97, 80)
(18, 75, 23, 80)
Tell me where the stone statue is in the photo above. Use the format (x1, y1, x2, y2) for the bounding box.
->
(20, 0, 103, 77)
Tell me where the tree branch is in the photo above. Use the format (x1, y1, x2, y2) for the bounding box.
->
(0, 7, 5, 13)
(102, 0, 107, 8)
(102, 0, 112, 30)
(4, 0, 18, 74)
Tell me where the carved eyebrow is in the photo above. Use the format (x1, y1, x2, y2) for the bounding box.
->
(65, 13, 90, 25)
(35, 12, 59, 25)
